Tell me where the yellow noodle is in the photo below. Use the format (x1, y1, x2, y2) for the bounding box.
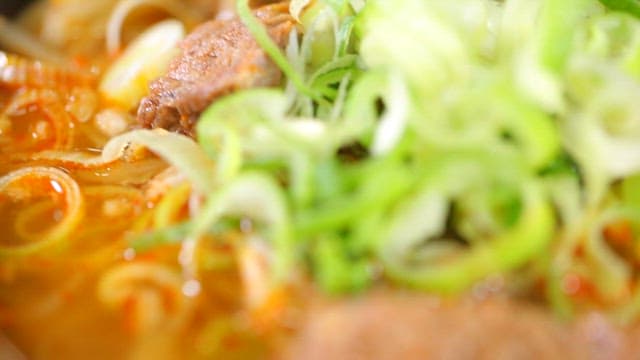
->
(0, 166, 85, 257)
(17, 129, 213, 193)
(3, 88, 75, 151)
(0, 51, 93, 88)
(97, 262, 193, 334)
(13, 199, 57, 243)
(77, 185, 144, 235)
(72, 158, 168, 186)
(128, 210, 156, 241)
(152, 182, 191, 228)
(83, 184, 144, 202)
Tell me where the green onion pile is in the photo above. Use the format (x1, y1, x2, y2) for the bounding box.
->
(123, 0, 640, 322)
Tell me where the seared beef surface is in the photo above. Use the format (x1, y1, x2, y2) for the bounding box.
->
(280, 291, 639, 360)
(137, 2, 294, 136)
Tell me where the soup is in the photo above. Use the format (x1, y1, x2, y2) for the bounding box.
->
(3, 0, 640, 358)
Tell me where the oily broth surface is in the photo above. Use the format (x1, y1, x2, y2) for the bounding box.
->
(0, 1, 277, 358)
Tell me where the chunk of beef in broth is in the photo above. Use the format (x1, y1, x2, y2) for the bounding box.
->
(281, 292, 633, 360)
(137, 2, 294, 136)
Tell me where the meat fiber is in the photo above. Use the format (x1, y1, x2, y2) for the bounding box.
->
(137, 2, 294, 136)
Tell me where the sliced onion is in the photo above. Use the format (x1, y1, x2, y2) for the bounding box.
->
(21, 129, 215, 193)
(72, 158, 167, 186)
(102, 129, 216, 194)
(100, 19, 185, 109)
(106, 0, 199, 55)
(184, 173, 293, 282)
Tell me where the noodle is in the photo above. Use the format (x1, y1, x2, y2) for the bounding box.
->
(81, 184, 144, 233)
(66, 87, 99, 124)
(7, 0, 640, 357)
(0, 166, 84, 257)
(0, 51, 94, 89)
(8, 129, 210, 191)
(97, 262, 193, 335)
(3, 88, 75, 152)
(152, 182, 191, 228)
(13, 199, 57, 243)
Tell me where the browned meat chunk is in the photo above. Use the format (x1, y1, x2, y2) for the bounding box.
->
(280, 291, 638, 360)
(137, 2, 294, 136)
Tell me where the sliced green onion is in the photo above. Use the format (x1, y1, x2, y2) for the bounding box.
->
(237, 0, 321, 101)
(188, 173, 294, 282)
(103, 129, 216, 194)
(599, 0, 640, 18)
